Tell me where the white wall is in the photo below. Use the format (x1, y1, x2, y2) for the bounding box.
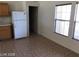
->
(38, 1, 79, 54)
(26, 1, 39, 36)
(1, 1, 79, 54)
(0, 1, 24, 10)
(0, 1, 25, 24)
(0, 1, 39, 36)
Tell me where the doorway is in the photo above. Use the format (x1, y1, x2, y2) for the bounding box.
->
(29, 6, 38, 35)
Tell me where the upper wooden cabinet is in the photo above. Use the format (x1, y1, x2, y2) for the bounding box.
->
(0, 3, 10, 16)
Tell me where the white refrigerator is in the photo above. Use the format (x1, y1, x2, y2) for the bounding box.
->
(12, 11, 27, 39)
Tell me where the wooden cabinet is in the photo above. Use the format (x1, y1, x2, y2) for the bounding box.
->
(0, 3, 10, 16)
(0, 26, 11, 40)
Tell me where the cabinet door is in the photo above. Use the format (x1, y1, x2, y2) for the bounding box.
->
(0, 4, 3, 16)
(0, 26, 11, 40)
(2, 4, 9, 16)
(0, 3, 10, 16)
(0, 30, 10, 39)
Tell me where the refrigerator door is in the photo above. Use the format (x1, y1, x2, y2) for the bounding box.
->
(13, 20, 27, 39)
(12, 11, 26, 21)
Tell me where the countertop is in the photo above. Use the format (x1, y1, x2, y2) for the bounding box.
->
(0, 24, 11, 26)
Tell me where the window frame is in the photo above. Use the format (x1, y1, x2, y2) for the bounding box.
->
(54, 2, 79, 41)
(73, 2, 79, 40)
(54, 3, 72, 37)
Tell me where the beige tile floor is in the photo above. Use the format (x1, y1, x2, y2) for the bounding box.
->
(0, 34, 79, 57)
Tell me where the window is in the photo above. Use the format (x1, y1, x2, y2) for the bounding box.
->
(74, 3, 79, 40)
(55, 4, 72, 36)
(54, 2, 79, 40)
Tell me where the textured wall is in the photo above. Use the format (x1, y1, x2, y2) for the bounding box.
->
(38, 1, 79, 54)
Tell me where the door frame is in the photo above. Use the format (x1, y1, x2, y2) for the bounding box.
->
(28, 6, 38, 34)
